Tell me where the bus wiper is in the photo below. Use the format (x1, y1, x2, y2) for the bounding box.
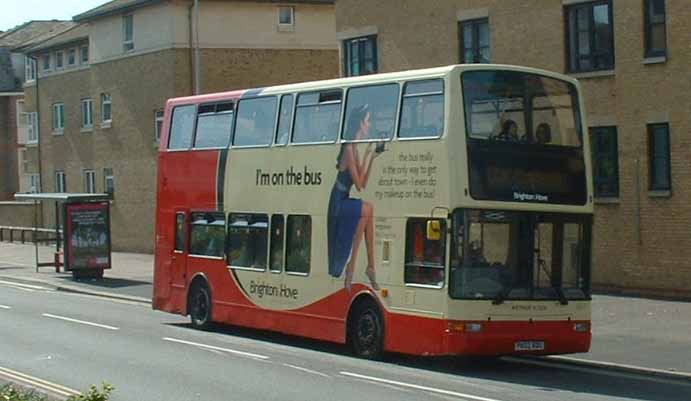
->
(555, 287, 569, 305)
(492, 286, 512, 305)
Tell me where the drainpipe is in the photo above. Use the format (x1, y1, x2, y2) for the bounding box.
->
(193, 0, 201, 95)
(27, 55, 42, 193)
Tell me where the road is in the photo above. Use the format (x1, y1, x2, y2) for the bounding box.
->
(0, 280, 689, 401)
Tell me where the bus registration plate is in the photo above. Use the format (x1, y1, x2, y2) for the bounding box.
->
(514, 341, 545, 351)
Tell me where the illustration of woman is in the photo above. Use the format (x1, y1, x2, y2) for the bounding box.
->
(327, 104, 381, 291)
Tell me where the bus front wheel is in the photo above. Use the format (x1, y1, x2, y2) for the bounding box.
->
(189, 282, 212, 330)
(349, 300, 384, 360)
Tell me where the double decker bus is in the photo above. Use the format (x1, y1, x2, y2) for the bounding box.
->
(153, 64, 593, 358)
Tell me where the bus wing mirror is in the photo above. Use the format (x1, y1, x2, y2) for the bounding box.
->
(426, 220, 441, 241)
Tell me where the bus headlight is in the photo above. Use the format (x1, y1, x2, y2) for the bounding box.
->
(573, 322, 589, 332)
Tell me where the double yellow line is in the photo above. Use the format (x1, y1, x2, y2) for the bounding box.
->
(0, 366, 80, 399)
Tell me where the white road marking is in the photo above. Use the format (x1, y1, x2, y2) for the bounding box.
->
(42, 313, 119, 331)
(162, 337, 269, 360)
(0, 366, 80, 398)
(340, 372, 504, 401)
(0, 304, 10, 309)
(0, 279, 48, 290)
(282, 363, 331, 378)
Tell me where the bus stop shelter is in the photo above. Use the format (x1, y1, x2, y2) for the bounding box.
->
(14, 193, 112, 279)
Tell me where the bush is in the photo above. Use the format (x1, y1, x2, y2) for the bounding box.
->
(0, 384, 46, 401)
(67, 383, 114, 401)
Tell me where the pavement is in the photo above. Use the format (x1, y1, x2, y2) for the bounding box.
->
(2, 241, 691, 384)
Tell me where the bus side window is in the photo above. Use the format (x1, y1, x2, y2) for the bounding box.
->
(404, 218, 445, 287)
(285, 215, 311, 274)
(194, 102, 234, 149)
(398, 79, 444, 139)
(189, 212, 226, 258)
(275, 95, 293, 146)
(269, 214, 284, 272)
(227, 213, 269, 270)
(168, 105, 197, 149)
(234, 97, 278, 147)
(293, 90, 342, 144)
(174, 212, 185, 252)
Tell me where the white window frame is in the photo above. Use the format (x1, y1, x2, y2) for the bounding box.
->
(80, 45, 89, 64)
(81, 98, 94, 129)
(277, 6, 295, 31)
(101, 93, 112, 126)
(55, 170, 66, 193)
(55, 50, 64, 69)
(155, 110, 164, 143)
(27, 112, 39, 144)
(25, 56, 36, 82)
(84, 170, 96, 194)
(29, 174, 40, 194)
(123, 14, 134, 52)
(52, 103, 65, 133)
(103, 168, 114, 197)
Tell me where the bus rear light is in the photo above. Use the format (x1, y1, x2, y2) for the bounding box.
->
(465, 323, 483, 332)
(573, 322, 589, 332)
(447, 322, 483, 333)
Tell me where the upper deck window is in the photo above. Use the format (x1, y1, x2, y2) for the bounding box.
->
(343, 83, 399, 142)
(462, 71, 582, 147)
(398, 79, 444, 139)
(195, 102, 234, 148)
(293, 90, 342, 144)
(233, 97, 277, 147)
(168, 105, 196, 150)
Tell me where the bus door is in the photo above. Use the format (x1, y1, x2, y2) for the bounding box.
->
(172, 211, 188, 292)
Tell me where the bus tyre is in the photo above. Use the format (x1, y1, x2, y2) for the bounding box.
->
(189, 282, 212, 330)
(349, 300, 384, 360)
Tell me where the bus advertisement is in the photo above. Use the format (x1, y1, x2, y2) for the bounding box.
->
(153, 64, 593, 359)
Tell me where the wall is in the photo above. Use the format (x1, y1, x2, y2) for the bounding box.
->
(335, 0, 691, 296)
(0, 201, 40, 227)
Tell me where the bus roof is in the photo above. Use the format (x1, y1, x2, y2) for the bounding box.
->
(166, 64, 579, 107)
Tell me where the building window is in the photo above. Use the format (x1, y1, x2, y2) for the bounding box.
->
(343, 35, 377, 77)
(278, 6, 294, 26)
(104, 168, 115, 197)
(55, 171, 66, 193)
(459, 18, 490, 64)
(67, 49, 76, 65)
(29, 174, 40, 193)
(42, 54, 51, 71)
(155, 110, 164, 142)
(101, 93, 112, 124)
(590, 126, 619, 198)
(81, 98, 94, 128)
(123, 14, 134, 52)
(190, 212, 226, 258)
(80, 45, 89, 64)
(27, 112, 39, 143)
(55, 51, 64, 69)
(566, 1, 614, 72)
(648, 123, 671, 191)
(84, 170, 96, 193)
(52, 103, 65, 132)
(644, 0, 666, 58)
(25, 56, 36, 81)
(227, 213, 268, 270)
(286, 215, 311, 274)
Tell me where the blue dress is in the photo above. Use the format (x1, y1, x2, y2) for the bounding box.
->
(327, 168, 362, 278)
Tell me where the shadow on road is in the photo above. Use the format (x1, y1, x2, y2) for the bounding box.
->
(56, 276, 150, 289)
(166, 321, 691, 401)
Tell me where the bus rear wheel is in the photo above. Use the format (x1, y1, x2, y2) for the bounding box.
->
(349, 300, 384, 359)
(189, 282, 212, 330)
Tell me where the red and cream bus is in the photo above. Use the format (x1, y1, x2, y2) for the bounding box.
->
(153, 64, 593, 358)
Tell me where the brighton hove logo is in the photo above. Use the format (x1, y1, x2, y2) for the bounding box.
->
(249, 280, 299, 299)
(513, 192, 549, 202)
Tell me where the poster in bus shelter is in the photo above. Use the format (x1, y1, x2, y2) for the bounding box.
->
(64, 202, 112, 271)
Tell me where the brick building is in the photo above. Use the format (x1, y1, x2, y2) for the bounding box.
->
(19, 0, 338, 252)
(335, 0, 691, 296)
(0, 21, 72, 199)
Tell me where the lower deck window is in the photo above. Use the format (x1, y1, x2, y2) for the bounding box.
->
(189, 212, 225, 257)
(404, 218, 445, 286)
(227, 213, 268, 269)
(286, 215, 311, 274)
